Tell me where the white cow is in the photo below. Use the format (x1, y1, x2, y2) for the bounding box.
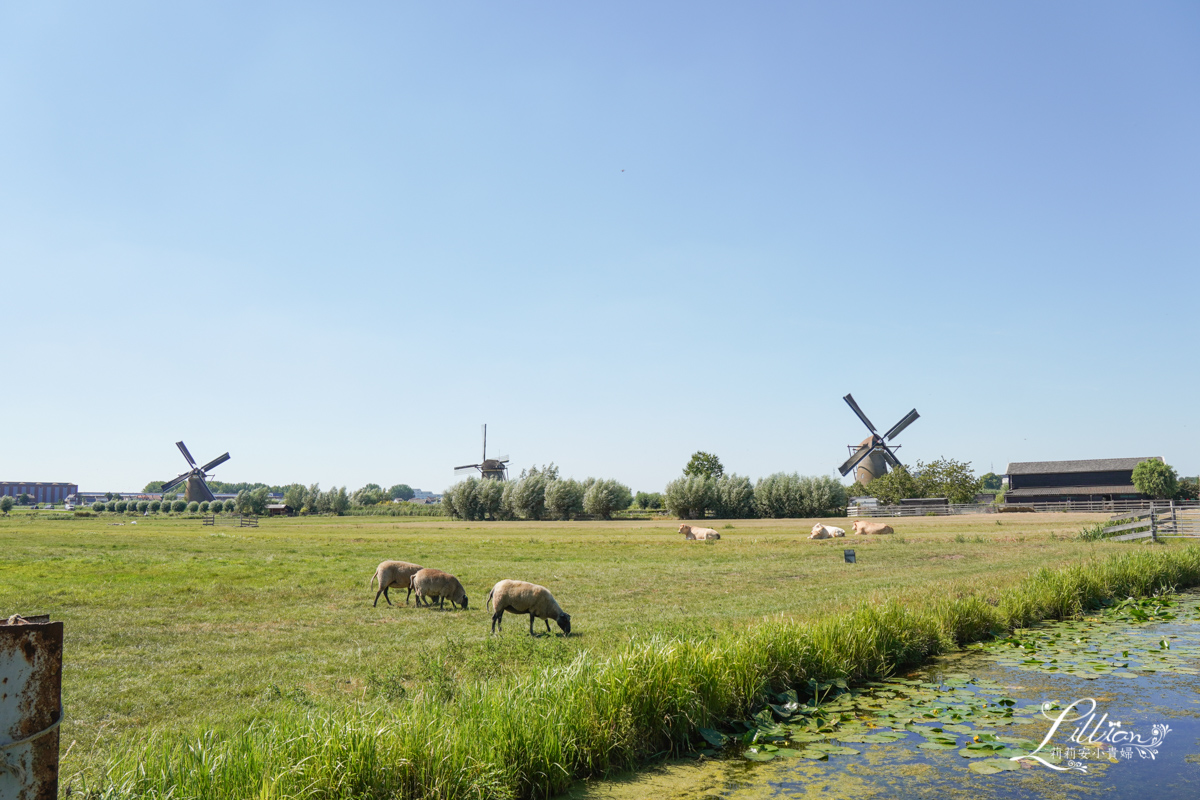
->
(679, 523, 721, 540)
(809, 524, 846, 539)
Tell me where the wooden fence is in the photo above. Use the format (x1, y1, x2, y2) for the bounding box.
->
(848, 499, 1200, 518)
(202, 514, 259, 528)
(1102, 502, 1200, 541)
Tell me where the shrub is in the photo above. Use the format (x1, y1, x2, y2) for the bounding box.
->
(210, 500, 224, 513)
(115, 500, 128, 513)
(136, 501, 150, 513)
(105, 501, 117, 512)
(753, 473, 847, 518)
(0, 496, 13, 514)
(545, 479, 585, 520)
(73, 510, 95, 518)
(476, 479, 504, 520)
(444, 478, 481, 521)
(172, 500, 187, 512)
(664, 475, 716, 519)
(512, 465, 557, 520)
(149, 500, 162, 512)
(92, 501, 106, 512)
(187, 501, 200, 513)
(583, 479, 632, 520)
(199, 501, 209, 512)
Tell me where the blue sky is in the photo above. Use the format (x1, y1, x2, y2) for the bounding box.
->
(2, 2, 1197, 494)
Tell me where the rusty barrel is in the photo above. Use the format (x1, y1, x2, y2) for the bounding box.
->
(0, 616, 62, 800)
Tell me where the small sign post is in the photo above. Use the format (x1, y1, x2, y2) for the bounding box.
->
(844, 549, 856, 564)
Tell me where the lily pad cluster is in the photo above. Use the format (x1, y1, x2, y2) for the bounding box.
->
(711, 675, 1047, 773)
(973, 595, 1200, 678)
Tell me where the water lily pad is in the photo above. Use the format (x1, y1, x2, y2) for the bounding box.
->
(743, 749, 775, 761)
(970, 758, 1021, 774)
(698, 728, 728, 748)
(772, 748, 803, 758)
(918, 740, 959, 750)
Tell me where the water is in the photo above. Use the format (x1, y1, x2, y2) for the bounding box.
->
(563, 595, 1200, 800)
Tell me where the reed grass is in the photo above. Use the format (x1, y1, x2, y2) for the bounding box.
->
(85, 545, 1200, 800)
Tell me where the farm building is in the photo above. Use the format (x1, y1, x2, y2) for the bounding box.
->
(1003, 457, 1159, 504)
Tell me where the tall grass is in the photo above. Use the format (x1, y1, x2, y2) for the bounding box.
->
(87, 546, 1200, 800)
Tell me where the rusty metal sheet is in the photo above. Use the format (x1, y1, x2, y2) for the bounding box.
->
(1, 617, 63, 800)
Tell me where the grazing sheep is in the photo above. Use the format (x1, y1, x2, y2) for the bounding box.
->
(678, 523, 721, 540)
(486, 579, 571, 636)
(809, 524, 846, 539)
(852, 520, 894, 535)
(410, 568, 469, 610)
(369, 560, 424, 607)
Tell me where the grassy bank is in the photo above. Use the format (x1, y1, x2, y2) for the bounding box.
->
(81, 544, 1200, 800)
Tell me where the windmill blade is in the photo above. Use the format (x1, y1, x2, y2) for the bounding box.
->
(494, 454, 509, 463)
(838, 444, 874, 477)
(879, 444, 903, 469)
(199, 452, 231, 473)
(843, 394, 877, 433)
(883, 409, 920, 441)
(454, 467, 479, 476)
(454, 463, 482, 471)
(193, 475, 216, 502)
(160, 472, 190, 492)
(176, 441, 198, 468)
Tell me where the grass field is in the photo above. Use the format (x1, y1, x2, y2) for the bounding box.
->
(1, 511, 1190, 796)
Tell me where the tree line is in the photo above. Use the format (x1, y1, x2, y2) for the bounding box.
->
(443, 465, 632, 521)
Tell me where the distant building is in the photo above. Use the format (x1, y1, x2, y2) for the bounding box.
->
(266, 504, 295, 516)
(1003, 457, 1159, 504)
(1, 482, 78, 503)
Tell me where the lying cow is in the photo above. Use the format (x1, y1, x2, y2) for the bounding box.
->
(852, 520, 894, 535)
(809, 524, 846, 539)
(679, 523, 720, 540)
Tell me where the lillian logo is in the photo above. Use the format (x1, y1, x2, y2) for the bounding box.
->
(1015, 698, 1172, 773)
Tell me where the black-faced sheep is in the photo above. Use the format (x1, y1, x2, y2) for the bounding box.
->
(486, 579, 571, 636)
(410, 568, 469, 610)
(369, 560, 424, 607)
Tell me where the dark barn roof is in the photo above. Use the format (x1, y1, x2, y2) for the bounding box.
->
(1005, 485, 1145, 499)
(1005, 457, 1160, 475)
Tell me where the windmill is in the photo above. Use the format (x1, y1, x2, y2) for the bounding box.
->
(454, 425, 509, 481)
(160, 441, 230, 502)
(837, 394, 920, 485)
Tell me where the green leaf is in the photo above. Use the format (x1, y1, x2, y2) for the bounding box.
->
(969, 758, 1021, 774)
(698, 728, 727, 748)
(743, 750, 775, 762)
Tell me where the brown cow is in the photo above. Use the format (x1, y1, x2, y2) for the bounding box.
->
(679, 523, 721, 540)
(852, 520, 894, 535)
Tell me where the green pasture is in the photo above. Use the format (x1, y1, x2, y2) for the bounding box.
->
(0, 511, 1162, 789)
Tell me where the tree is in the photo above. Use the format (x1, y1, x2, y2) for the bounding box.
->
(915, 457, 980, 504)
(979, 472, 1003, 491)
(136, 501, 149, 513)
(198, 501, 209, 513)
(389, 484, 415, 501)
(862, 465, 922, 506)
(114, 501, 127, 513)
(172, 500, 187, 512)
(684, 452, 724, 480)
(92, 501, 106, 512)
(143, 481, 164, 493)
(476, 478, 504, 520)
(149, 500, 162, 512)
(234, 490, 250, 514)
(1178, 476, 1199, 502)
(664, 475, 717, 519)
(714, 474, 755, 518)
(352, 485, 386, 506)
(583, 479, 632, 520)
(634, 491, 664, 510)
(1132, 459, 1178, 500)
(0, 496, 13, 514)
(187, 501, 200, 513)
(545, 479, 586, 520)
(511, 465, 557, 520)
(209, 500, 223, 513)
(248, 487, 271, 515)
(283, 484, 306, 510)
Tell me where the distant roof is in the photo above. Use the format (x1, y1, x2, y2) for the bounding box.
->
(1006, 485, 1147, 498)
(1005, 457, 1160, 475)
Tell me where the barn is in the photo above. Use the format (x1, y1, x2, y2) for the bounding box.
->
(1003, 457, 1159, 504)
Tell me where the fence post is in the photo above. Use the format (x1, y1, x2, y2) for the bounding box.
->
(1150, 507, 1158, 542)
(1, 615, 63, 800)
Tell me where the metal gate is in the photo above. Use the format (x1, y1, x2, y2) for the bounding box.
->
(1, 615, 62, 800)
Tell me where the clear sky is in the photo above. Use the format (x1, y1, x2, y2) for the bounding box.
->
(2, 2, 1197, 495)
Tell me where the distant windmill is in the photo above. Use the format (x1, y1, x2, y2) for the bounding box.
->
(454, 425, 510, 481)
(160, 441, 230, 502)
(837, 394, 920, 485)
